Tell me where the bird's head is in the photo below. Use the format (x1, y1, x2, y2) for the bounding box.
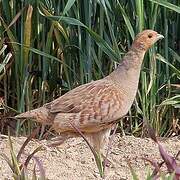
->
(132, 30, 164, 51)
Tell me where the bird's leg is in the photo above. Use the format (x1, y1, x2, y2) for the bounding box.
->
(47, 132, 77, 147)
(87, 128, 112, 167)
(103, 123, 118, 167)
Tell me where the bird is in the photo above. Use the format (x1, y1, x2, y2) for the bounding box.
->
(15, 30, 164, 158)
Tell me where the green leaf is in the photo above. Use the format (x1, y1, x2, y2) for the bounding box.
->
(62, 0, 76, 15)
(169, 48, 180, 63)
(117, 1, 135, 39)
(160, 95, 180, 106)
(149, 0, 180, 13)
(0, 52, 12, 73)
(0, 153, 14, 172)
(11, 42, 78, 77)
(42, 14, 86, 27)
(39, 10, 121, 61)
(156, 54, 180, 78)
(127, 160, 139, 180)
(8, 131, 21, 175)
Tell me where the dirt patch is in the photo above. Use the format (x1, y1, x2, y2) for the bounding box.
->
(0, 134, 179, 179)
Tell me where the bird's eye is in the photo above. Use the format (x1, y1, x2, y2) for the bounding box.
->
(148, 34, 153, 38)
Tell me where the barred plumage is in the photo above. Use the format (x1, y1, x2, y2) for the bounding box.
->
(16, 30, 164, 157)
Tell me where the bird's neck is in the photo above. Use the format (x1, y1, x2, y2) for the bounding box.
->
(119, 47, 146, 70)
(107, 48, 146, 86)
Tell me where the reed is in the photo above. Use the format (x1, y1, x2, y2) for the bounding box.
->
(0, 0, 179, 137)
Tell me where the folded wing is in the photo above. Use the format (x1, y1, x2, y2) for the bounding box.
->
(46, 79, 124, 132)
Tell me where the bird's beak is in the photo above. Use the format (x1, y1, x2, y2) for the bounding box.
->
(156, 34, 164, 40)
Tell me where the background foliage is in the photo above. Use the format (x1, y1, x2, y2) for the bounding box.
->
(0, 0, 179, 137)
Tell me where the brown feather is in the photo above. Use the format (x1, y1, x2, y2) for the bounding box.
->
(15, 30, 164, 155)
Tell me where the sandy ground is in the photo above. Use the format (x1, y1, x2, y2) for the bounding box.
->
(0, 134, 179, 180)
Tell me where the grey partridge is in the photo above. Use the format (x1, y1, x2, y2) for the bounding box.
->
(16, 30, 164, 156)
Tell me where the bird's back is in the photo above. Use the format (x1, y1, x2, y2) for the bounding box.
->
(16, 78, 131, 133)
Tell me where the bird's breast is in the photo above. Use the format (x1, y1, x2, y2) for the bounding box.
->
(115, 73, 140, 117)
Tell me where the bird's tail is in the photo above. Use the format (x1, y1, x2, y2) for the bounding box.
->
(15, 107, 53, 124)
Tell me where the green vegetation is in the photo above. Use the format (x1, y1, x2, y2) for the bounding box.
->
(129, 124, 180, 180)
(0, 128, 46, 179)
(0, 0, 179, 137)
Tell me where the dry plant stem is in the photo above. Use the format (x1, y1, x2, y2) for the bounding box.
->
(23, 146, 43, 168)
(102, 123, 118, 178)
(69, 122, 99, 156)
(17, 126, 40, 160)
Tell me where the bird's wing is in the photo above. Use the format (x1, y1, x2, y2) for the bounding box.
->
(45, 79, 125, 129)
(45, 80, 99, 113)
